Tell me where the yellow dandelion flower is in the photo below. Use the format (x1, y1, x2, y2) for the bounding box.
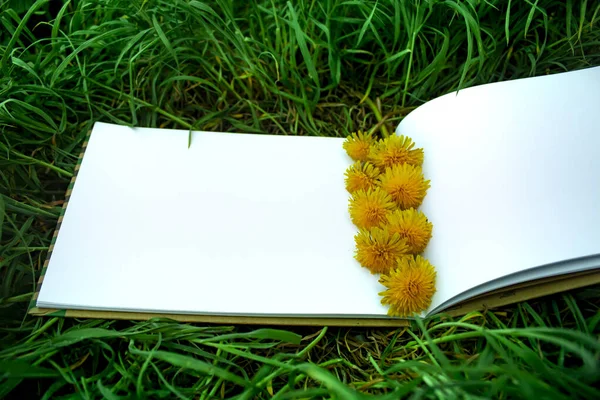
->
(354, 227, 410, 274)
(343, 130, 375, 161)
(378, 164, 430, 209)
(348, 188, 396, 229)
(379, 255, 437, 317)
(369, 135, 424, 170)
(384, 209, 433, 254)
(344, 162, 381, 193)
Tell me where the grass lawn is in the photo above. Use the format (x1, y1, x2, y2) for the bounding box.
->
(1, 0, 600, 398)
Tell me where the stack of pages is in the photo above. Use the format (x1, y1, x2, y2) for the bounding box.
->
(31, 67, 600, 326)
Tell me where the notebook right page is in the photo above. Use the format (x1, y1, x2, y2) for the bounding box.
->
(397, 67, 600, 312)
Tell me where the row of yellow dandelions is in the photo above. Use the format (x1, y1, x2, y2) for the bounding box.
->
(343, 130, 437, 317)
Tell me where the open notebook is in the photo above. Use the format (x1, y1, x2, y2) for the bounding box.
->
(30, 66, 600, 326)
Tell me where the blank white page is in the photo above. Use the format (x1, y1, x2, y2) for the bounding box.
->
(37, 123, 390, 317)
(397, 67, 600, 312)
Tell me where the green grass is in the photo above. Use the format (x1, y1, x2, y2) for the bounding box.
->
(1, 0, 600, 398)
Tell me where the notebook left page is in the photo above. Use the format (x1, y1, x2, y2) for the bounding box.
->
(37, 122, 391, 317)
